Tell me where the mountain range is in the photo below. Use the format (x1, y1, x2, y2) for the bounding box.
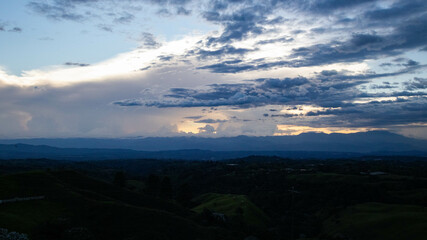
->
(0, 131, 426, 160)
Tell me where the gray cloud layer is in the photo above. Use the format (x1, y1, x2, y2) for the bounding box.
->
(5, 0, 426, 137)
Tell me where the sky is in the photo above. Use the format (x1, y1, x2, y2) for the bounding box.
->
(0, 0, 426, 139)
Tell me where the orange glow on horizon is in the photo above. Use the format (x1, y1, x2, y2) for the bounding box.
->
(275, 125, 385, 136)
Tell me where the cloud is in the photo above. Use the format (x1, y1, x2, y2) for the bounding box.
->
(64, 62, 91, 67)
(256, 36, 293, 45)
(0, 21, 22, 33)
(404, 77, 427, 91)
(364, 0, 427, 21)
(304, 97, 427, 128)
(198, 124, 216, 134)
(194, 118, 227, 123)
(39, 37, 54, 41)
(146, 0, 192, 6)
(196, 17, 427, 74)
(289, 14, 427, 67)
(114, 12, 135, 24)
(97, 24, 113, 32)
(156, 8, 172, 17)
(370, 83, 398, 90)
(195, 45, 256, 59)
(270, 113, 300, 118)
(184, 115, 203, 119)
(27, 1, 86, 21)
(3, 0, 426, 139)
(198, 55, 425, 74)
(176, 7, 191, 15)
(8, 27, 22, 33)
(112, 76, 344, 108)
(305, 0, 376, 14)
(197, 61, 258, 73)
(158, 55, 174, 61)
(201, 2, 285, 45)
(140, 32, 161, 49)
(257, 77, 309, 89)
(112, 63, 427, 112)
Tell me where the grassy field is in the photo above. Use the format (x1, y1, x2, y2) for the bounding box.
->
(323, 202, 427, 240)
(0, 170, 229, 240)
(192, 193, 271, 229)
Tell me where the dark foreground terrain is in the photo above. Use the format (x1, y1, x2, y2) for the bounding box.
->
(0, 156, 426, 240)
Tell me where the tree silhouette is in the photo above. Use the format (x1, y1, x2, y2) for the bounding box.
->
(113, 171, 126, 188)
(159, 176, 173, 199)
(176, 183, 193, 206)
(145, 174, 160, 196)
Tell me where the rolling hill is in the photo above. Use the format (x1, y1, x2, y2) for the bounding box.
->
(0, 170, 229, 240)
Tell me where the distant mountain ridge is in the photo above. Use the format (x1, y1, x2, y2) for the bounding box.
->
(0, 131, 426, 160)
(0, 131, 425, 152)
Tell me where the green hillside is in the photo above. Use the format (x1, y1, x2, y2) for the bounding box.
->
(0, 171, 228, 240)
(323, 202, 427, 240)
(192, 193, 271, 229)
